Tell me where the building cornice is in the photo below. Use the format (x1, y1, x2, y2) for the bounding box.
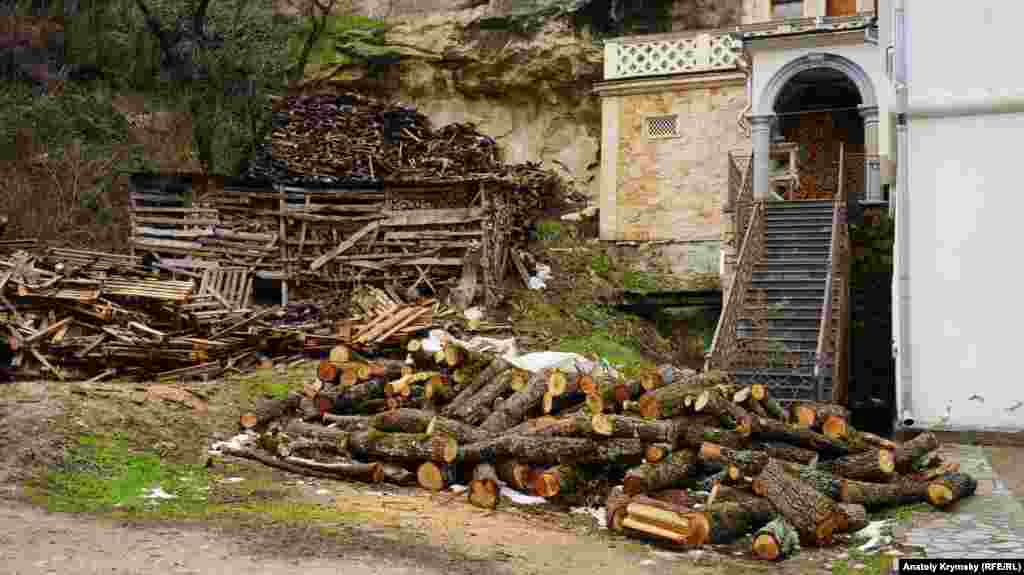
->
(593, 72, 747, 97)
(741, 28, 871, 52)
(907, 93, 1024, 119)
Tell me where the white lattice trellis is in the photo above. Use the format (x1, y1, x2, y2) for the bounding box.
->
(605, 33, 741, 80)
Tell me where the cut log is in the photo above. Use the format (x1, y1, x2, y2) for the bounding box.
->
(625, 499, 691, 535)
(621, 516, 688, 545)
(240, 391, 302, 430)
(468, 463, 500, 509)
(752, 517, 801, 561)
(322, 379, 387, 414)
(683, 497, 776, 545)
(907, 462, 960, 483)
(426, 415, 492, 444)
(754, 460, 845, 546)
(752, 417, 849, 457)
(694, 388, 754, 431)
(639, 380, 707, 419)
(505, 412, 594, 437)
(329, 344, 351, 364)
(283, 456, 386, 483)
(772, 460, 843, 500)
(348, 430, 458, 463)
(370, 408, 434, 434)
(534, 463, 585, 498)
(839, 477, 930, 508)
(751, 442, 818, 465)
(848, 429, 898, 451)
(318, 359, 339, 384)
(543, 388, 586, 415)
(458, 435, 645, 466)
(614, 379, 644, 403)
(606, 489, 632, 533)
(417, 461, 458, 491)
(496, 459, 533, 492)
(219, 445, 382, 483)
(927, 472, 977, 509)
(645, 442, 674, 464)
(893, 432, 940, 474)
(321, 414, 372, 431)
(446, 368, 517, 425)
(623, 449, 698, 496)
(674, 416, 750, 450)
(424, 375, 456, 404)
(380, 463, 416, 485)
(479, 369, 550, 433)
(836, 502, 868, 532)
(698, 443, 770, 480)
(793, 402, 849, 430)
(761, 395, 789, 421)
(815, 448, 895, 483)
(591, 414, 676, 443)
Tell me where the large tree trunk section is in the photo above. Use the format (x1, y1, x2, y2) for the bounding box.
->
(623, 449, 698, 496)
(380, 463, 416, 485)
(752, 441, 818, 465)
(848, 430, 898, 451)
(240, 391, 303, 430)
(836, 503, 868, 533)
(694, 388, 755, 432)
(927, 472, 977, 509)
(639, 381, 708, 419)
(815, 448, 895, 482)
(322, 414, 372, 431)
(894, 432, 940, 474)
(348, 431, 458, 463)
(645, 442, 675, 464)
(426, 415, 492, 444)
(753, 417, 849, 457)
(283, 420, 351, 451)
(468, 463, 500, 509)
(445, 368, 517, 425)
(424, 375, 457, 405)
(479, 369, 551, 433)
(675, 417, 750, 450)
(458, 435, 645, 466)
(698, 443, 771, 481)
(219, 445, 383, 483)
(417, 461, 459, 491)
(370, 408, 434, 434)
(591, 414, 676, 443)
(793, 402, 849, 429)
(752, 517, 801, 561)
(440, 358, 511, 417)
(322, 379, 387, 414)
(606, 489, 632, 533)
(496, 459, 533, 491)
(839, 478, 930, 508)
(534, 463, 586, 498)
(908, 462, 960, 483)
(754, 460, 844, 546)
(621, 516, 689, 545)
(773, 460, 843, 500)
(684, 497, 776, 545)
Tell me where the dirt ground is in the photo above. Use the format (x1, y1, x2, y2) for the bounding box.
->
(0, 375, 905, 575)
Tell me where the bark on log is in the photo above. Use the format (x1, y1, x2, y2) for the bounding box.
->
(755, 460, 844, 546)
(591, 414, 676, 443)
(496, 459, 533, 492)
(458, 435, 645, 466)
(893, 432, 940, 474)
(752, 517, 801, 561)
(839, 477, 930, 508)
(502, 414, 593, 437)
(772, 460, 843, 500)
(753, 417, 849, 457)
(441, 357, 511, 417)
(650, 489, 692, 508)
(623, 449, 698, 496)
(479, 369, 550, 433)
(370, 408, 434, 434)
(815, 448, 895, 483)
(417, 461, 458, 491)
(448, 369, 517, 426)
(907, 462, 960, 483)
(543, 388, 586, 415)
(240, 391, 303, 430)
(683, 497, 776, 545)
(638, 381, 707, 419)
(426, 415, 492, 444)
(751, 441, 818, 465)
(380, 463, 416, 485)
(927, 472, 977, 509)
(283, 420, 351, 451)
(469, 463, 501, 509)
(614, 379, 644, 403)
(322, 414, 372, 431)
(283, 456, 385, 483)
(219, 445, 383, 483)
(534, 463, 586, 498)
(606, 489, 632, 533)
(848, 430, 898, 451)
(698, 443, 771, 480)
(322, 379, 387, 414)
(761, 395, 789, 422)
(694, 388, 755, 431)
(836, 503, 868, 532)
(674, 415, 750, 450)
(348, 430, 458, 463)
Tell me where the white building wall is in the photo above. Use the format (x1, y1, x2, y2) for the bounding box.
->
(906, 112, 1024, 430)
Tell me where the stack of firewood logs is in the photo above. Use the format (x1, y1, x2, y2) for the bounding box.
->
(227, 345, 976, 562)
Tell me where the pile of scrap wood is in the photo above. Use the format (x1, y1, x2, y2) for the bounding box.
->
(224, 347, 975, 561)
(0, 249, 450, 381)
(245, 92, 560, 188)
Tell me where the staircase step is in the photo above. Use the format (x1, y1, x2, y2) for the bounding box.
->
(765, 213, 834, 223)
(751, 269, 828, 281)
(740, 337, 818, 351)
(737, 317, 820, 329)
(764, 229, 833, 239)
(757, 258, 829, 269)
(765, 200, 834, 210)
(731, 367, 817, 378)
(737, 326, 820, 340)
(764, 248, 831, 258)
(750, 277, 827, 289)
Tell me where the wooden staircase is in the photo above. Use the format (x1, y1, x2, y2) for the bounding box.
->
(707, 152, 851, 404)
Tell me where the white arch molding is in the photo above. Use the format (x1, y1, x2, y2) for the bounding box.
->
(757, 52, 878, 116)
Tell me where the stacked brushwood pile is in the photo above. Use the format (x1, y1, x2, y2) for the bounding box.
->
(226, 347, 975, 561)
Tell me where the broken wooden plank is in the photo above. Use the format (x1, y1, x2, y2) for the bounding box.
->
(310, 221, 381, 272)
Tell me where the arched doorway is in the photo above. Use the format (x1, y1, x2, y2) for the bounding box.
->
(774, 67, 864, 200)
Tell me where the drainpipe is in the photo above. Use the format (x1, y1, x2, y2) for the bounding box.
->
(892, 0, 914, 428)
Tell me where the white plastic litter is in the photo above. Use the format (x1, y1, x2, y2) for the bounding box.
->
(218, 477, 246, 484)
(528, 264, 552, 290)
(316, 489, 330, 496)
(464, 307, 484, 322)
(639, 559, 656, 566)
(854, 520, 895, 552)
(143, 486, 177, 500)
(506, 352, 592, 374)
(651, 551, 686, 561)
(421, 331, 445, 353)
(499, 485, 546, 505)
(208, 432, 256, 456)
(571, 506, 607, 529)
(450, 484, 468, 494)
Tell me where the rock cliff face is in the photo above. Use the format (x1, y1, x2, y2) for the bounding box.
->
(332, 0, 740, 201)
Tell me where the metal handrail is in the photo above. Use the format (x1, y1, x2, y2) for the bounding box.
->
(815, 144, 850, 400)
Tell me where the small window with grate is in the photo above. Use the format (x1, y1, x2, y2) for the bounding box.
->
(646, 115, 679, 140)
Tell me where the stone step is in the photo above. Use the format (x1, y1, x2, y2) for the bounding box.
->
(737, 317, 821, 330)
(751, 269, 829, 281)
(764, 214, 834, 225)
(765, 200, 834, 211)
(757, 258, 829, 269)
(750, 277, 827, 290)
(765, 235, 832, 247)
(764, 247, 831, 258)
(746, 286, 826, 300)
(740, 337, 819, 351)
(737, 326, 820, 340)
(764, 229, 833, 239)
(731, 367, 818, 378)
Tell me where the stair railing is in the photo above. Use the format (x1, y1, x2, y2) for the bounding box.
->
(706, 162, 764, 372)
(815, 145, 852, 402)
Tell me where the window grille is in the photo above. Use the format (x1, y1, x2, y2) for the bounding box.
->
(646, 115, 679, 139)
